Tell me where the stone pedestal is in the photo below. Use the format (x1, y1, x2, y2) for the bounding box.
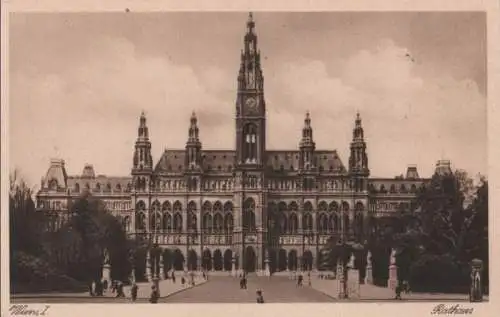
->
(388, 249, 398, 290)
(231, 257, 236, 277)
(336, 262, 346, 299)
(347, 254, 360, 299)
(146, 252, 152, 282)
(264, 258, 270, 277)
(470, 259, 484, 302)
(159, 260, 164, 279)
(365, 251, 373, 285)
(102, 263, 111, 282)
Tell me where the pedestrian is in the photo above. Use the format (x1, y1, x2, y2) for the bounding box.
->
(297, 274, 303, 287)
(116, 281, 125, 298)
(88, 282, 94, 297)
(95, 280, 103, 296)
(256, 290, 264, 303)
(131, 283, 138, 302)
(172, 271, 176, 283)
(395, 283, 402, 300)
(149, 285, 159, 304)
(181, 276, 185, 286)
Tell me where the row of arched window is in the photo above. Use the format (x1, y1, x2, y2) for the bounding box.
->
(370, 183, 422, 194)
(71, 182, 133, 194)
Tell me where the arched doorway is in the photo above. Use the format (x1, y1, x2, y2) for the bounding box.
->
(302, 250, 313, 271)
(202, 249, 212, 271)
(173, 249, 184, 271)
(278, 249, 287, 272)
(288, 250, 298, 271)
(188, 250, 198, 271)
(213, 249, 223, 271)
(268, 249, 277, 273)
(244, 246, 256, 272)
(223, 249, 233, 271)
(162, 249, 172, 276)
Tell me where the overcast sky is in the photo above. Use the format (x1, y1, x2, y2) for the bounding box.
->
(9, 12, 486, 187)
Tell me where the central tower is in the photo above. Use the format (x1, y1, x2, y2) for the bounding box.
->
(233, 13, 268, 275)
(235, 13, 266, 167)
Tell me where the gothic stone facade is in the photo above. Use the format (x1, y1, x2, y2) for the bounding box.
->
(36, 15, 445, 274)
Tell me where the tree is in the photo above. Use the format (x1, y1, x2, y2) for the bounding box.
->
(9, 171, 45, 256)
(46, 193, 133, 283)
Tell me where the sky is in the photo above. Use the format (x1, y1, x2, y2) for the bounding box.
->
(9, 12, 487, 188)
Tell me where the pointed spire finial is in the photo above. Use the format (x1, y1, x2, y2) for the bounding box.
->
(247, 12, 255, 32)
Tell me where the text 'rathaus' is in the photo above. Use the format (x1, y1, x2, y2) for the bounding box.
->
(36, 14, 452, 274)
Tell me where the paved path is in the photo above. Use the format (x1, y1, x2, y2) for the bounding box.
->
(11, 277, 206, 303)
(310, 279, 487, 302)
(164, 275, 334, 303)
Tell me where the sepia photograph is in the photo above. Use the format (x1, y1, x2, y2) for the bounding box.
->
(4, 7, 493, 311)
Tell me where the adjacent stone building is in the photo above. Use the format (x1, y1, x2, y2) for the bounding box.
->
(36, 14, 450, 275)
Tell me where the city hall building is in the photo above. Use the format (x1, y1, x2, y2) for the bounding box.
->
(36, 14, 447, 275)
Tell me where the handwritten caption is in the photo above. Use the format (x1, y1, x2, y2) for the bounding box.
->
(431, 304, 475, 315)
(10, 305, 50, 316)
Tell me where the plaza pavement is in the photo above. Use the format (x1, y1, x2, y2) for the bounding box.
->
(309, 277, 488, 302)
(10, 272, 488, 303)
(10, 273, 206, 304)
(164, 274, 334, 303)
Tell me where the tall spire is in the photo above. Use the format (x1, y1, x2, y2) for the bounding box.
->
(299, 111, 315, 171)
(186, 111, 202, 169)
(247, 12, 255, 33)
(188, 111, 200, 143)
(301, 111, 314, 145)
(349, 112, 369, 176)
(133, 111, 153, 172)
(238, 12, 263, 91)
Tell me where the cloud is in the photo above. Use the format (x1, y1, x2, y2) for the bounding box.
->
(9, 37, 486, 187)
(265, 39, 486, 178)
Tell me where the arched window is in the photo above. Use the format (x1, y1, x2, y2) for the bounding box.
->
(289, 213, 298, 233)
(214, 213, 223, 233)
(400, 184, 407, 193)
(187, 201, 197, 231)
(173, 201, 182, 212)
(317, 214, 328, 233)
(224, 213, 233, 233)
(303, 213, 313, 232)
(163, 213, 172, 232)
(203, 213, 213, 233)
(318, 201, 328, 212)
(328, 201, 339, 213)
(410, 184, 417, 193)
(173, 213, 182, 233)
(243, 198, 256, 232)
(390, 184, 396, 193)
(162, 201, 172, 213)
(115, 183, 122, 192)
(243, 123, 258, 164)
(279, 211, 287, 233)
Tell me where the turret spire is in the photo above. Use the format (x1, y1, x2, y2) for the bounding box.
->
(133, 111, 153, 173)
(349, 112, 369, 176)
(299, 111, 315, 170)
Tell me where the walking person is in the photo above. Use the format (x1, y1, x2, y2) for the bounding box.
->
(395, 283, 402, 300)
(149, 285, 159, 304)
(256, 290, 265, 303)
(297, 274, 303, 287)
(116, 281, 125, 298)
(130, 283, 138, 302)
(172, 271, 176, 283)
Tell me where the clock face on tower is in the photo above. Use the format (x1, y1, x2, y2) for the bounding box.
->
(245, 97, 258, 114)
